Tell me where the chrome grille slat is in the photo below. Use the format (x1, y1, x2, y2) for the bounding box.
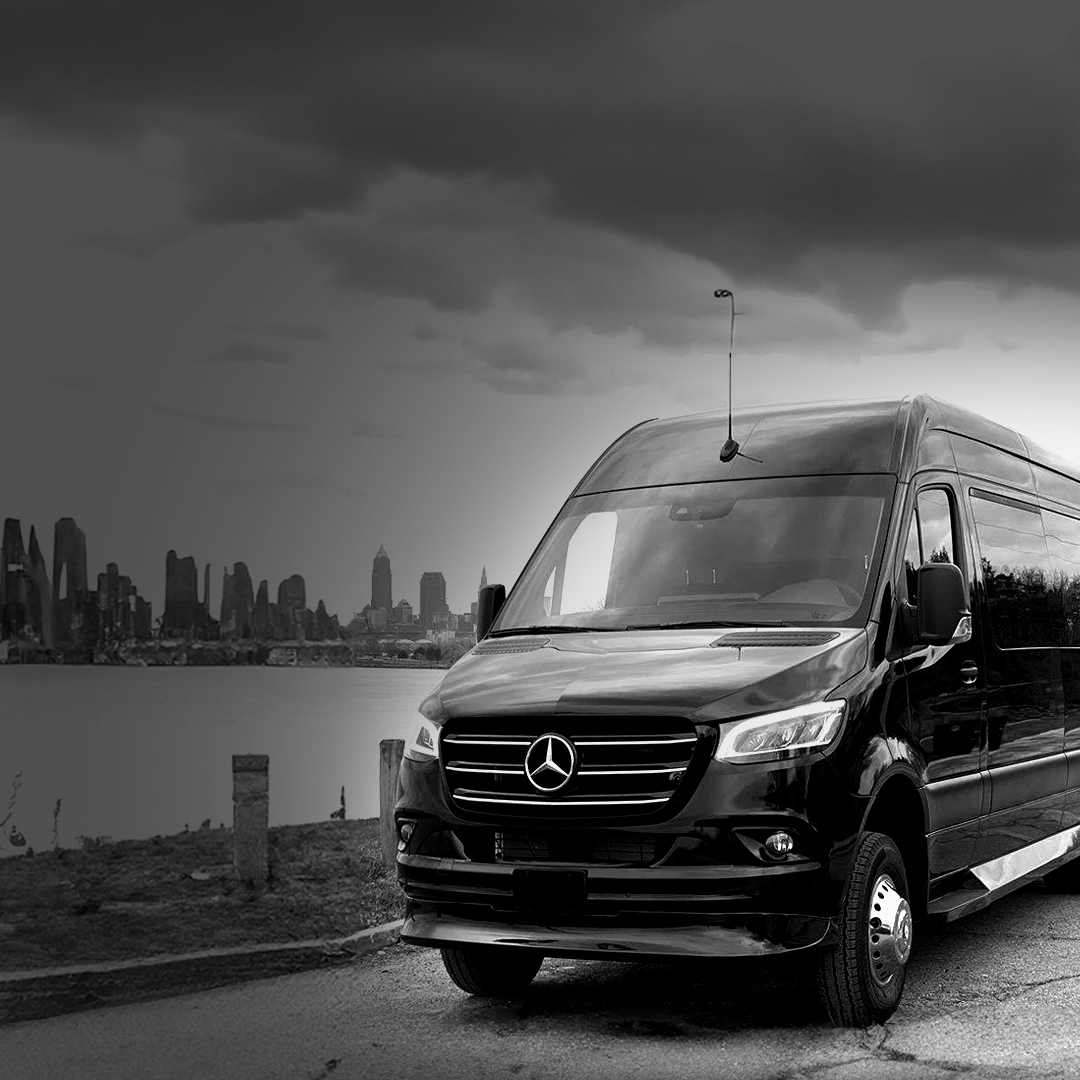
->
(575, 737, 697, 746)
(456, 794, 670, 808)
(445, 764, 525, 775)
(442, 716, 698, 818)
(443, 737, 532, 746)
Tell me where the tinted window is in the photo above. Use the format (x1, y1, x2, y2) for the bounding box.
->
(902, 488, 958, 607)
(918, 489, 956, 565)
(970, 491, 1064, 648)
(1044, 506, 1080, 646)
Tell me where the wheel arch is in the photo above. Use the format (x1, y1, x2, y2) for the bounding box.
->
(861, 772, 929, 917)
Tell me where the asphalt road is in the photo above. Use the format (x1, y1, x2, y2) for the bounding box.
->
(4, 882, 1080, 1080)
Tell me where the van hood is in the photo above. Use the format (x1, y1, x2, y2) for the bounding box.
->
(422, 626, 868, 724)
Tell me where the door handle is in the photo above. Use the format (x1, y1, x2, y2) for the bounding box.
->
(959, 661, 979, 686)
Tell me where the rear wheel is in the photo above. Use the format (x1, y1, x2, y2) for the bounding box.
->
(440, 945, 544, 996)
(817, 831, 913, 1027)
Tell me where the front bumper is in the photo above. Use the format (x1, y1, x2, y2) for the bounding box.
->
(402, 908, 833, 959)
(397, 851, 837, 958)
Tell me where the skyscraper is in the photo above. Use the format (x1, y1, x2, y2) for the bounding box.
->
(419, 571, 447, 630)
(471, 566, 488, 623)
(371, 545, 392, 611)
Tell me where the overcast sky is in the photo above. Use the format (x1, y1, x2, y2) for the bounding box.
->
(3, 2, 1080, 621)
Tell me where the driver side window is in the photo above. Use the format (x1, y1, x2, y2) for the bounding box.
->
(902, 487, 959, 605)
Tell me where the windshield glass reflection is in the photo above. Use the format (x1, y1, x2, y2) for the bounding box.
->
(495, 475, 895, 632)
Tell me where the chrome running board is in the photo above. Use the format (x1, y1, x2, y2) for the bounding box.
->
(927, 824, 1080, 922)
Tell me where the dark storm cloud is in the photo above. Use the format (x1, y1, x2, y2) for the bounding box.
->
(69, 224, 187, 258)
(387, 339, 632, 397)
(410, 323, 440, 342)
(223, 322, 330, 342)
(221, 473, 361, 497)
(52, 373, 109, 394)
(192, 342, 291, 366)
(352, 420, 410, 440)
(125, 395, 308, 432)
(49, 369, 308, 429)
(5, 3, 1080, 324)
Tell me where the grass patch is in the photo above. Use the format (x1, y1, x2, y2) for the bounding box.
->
(0, 819, 404, 971)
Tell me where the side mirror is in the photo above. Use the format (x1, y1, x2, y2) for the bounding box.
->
(916, 562, 969, 645)
(476, 584, 506, 641)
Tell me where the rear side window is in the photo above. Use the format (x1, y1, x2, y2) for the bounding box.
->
(1043, 506, 1080, 646)
(970, 490, 1065, 648)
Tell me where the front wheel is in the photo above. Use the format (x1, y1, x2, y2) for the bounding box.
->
(817, 831, 913, 1027)
(440, 945, 544, 996)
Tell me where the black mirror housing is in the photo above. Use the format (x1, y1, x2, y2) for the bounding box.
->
(916, 562, 969, 645)
(476, 584, 506, 641)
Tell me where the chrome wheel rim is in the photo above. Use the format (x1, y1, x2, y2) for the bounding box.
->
(867, 873, 912, 987)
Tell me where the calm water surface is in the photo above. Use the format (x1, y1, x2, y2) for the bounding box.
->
(0, 667, 442, 851)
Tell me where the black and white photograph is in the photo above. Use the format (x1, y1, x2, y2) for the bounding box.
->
(4, 3, 1080, 1077)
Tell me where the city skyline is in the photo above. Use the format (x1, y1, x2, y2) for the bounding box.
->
(1, 510, 485, 648)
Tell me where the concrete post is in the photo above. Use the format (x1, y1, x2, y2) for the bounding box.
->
(379, 739, 405, 869)
(233, 754, 269, 886)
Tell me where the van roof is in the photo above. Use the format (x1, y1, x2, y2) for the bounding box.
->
(574, 395, 1080, 495)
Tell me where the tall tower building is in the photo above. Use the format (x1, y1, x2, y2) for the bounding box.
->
(471, 566, 488, 623)
(371, 545, 392, 611)
(419, 571, 447, 630)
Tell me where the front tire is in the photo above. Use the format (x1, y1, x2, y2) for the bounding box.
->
(817, 831, 913, 1027)
(440, 945, 544, 996)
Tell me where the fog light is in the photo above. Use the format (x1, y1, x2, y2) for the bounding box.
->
(764, 831, 794, 859)
(397, 820, 415, 852)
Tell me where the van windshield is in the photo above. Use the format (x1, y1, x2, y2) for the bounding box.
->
(493, 474, 895, 633)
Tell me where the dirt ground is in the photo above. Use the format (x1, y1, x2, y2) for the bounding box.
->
(0, 818, 403, 971)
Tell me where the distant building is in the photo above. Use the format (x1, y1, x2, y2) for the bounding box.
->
(471, 565, 488, 622)
(392, 599, 413, 625)
(419, 571, 448, 630)
(371, 545, 392, 612)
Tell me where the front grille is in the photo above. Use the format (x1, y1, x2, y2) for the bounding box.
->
(441, 717, 699, 818)
(493, 828, 663, 865)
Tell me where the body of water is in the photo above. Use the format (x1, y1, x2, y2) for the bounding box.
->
(0, 666, 442, 852)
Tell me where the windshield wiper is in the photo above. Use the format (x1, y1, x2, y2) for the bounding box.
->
(624, 620, 792, 630)
(488, 625, 623, 637)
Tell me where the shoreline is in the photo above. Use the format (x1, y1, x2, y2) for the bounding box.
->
(0, 641, 454, 669)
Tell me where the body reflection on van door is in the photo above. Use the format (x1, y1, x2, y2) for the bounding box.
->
(969, 487, 1066, 864)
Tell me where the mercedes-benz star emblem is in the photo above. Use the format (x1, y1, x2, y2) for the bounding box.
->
(524, 733, 577, 794)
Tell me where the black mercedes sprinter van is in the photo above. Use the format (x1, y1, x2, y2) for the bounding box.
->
(395, 395, 1080, 1025)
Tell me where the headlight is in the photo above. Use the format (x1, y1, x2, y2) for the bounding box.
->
(714, 700, 846, 763)
(405, 717, 441, 761)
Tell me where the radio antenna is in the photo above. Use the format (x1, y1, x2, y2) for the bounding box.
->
(712, 288, 761, 465)
(714, 288, 740, 462)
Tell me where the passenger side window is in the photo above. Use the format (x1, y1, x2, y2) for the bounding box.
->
(970, 490, 1065, 648)
(1041, 506, 1080, 646)
(902, 487, 959, 605)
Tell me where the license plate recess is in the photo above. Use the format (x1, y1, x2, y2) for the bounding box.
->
(512, 868, 587, 912)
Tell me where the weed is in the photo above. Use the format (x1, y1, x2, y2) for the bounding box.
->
(0, 771, 23, 850)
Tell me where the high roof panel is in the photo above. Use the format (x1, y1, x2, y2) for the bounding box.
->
(575, 399, 909, 494)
